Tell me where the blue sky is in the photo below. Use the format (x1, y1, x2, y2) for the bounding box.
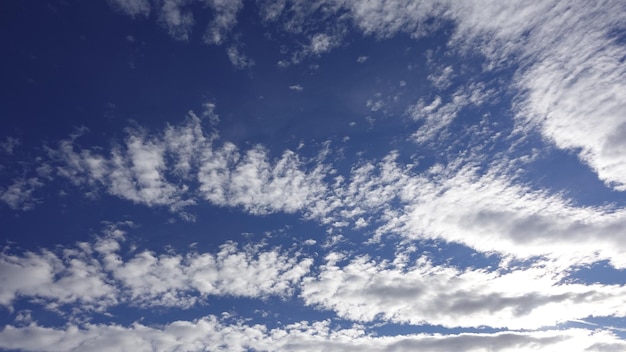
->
(2, 1, 626, 351)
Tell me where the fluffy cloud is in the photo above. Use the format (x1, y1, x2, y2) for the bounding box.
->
(0, 224, 312, 312)
(301, 253, 626, 329)
(0, 177, 42, 211)
(47, 111, 329, 216)
(226, 45, 255, 69)
(0, 318, 624, 352)
(197, 143, 329, 215)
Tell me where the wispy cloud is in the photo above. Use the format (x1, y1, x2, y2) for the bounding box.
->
(227, 45, 255, 69)
(202, 0, 244, 45)
(106, 0, 151, 17)
(0, 177, 43, 211)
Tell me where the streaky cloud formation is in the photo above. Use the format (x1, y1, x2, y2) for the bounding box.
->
(3, 0, 626, 350)
(1, 223, 312, 313)
(1, 320, 625, 352)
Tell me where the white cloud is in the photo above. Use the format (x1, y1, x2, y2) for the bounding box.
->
(1, 136, 20, 155)
(0, 243, 117, 312)
(226, 45, 255, 69)
(202, 0, 244, 45)
(310, 33, 334, 54)
(0, 319, 624, 352)
(106, 0, 151, 17)
(199, 144, 329, 215)
(408, 82, 495, 143)
(427, 65, 454, 90)
(289, 84, 304, 91)
(46, 111, 331, 217)
(251, 0, 626, 189)
(0, 177, 43, 211)
(442, 1, 626, 191)
(301, 253, 626, 329)
(356, 55, 368, 63)
(0, 225, 312, 312)
(158, 0, 196, 41)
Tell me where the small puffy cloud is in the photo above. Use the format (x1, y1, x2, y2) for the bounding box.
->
(0, 177, 43, 211)
(310, 33, 335, 54)
(226, 45, 255, 69)
(1, 137, 20, 155)
(357, 55, 368, 63)
(289, 84, 304, 92)
(198, 144, 329, 215)
(427, 65, 454, 90)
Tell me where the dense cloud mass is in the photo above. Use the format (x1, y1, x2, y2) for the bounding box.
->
(2, 0, 626, 351)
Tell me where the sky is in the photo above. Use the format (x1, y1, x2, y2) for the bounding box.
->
(1, 1, 626, 351)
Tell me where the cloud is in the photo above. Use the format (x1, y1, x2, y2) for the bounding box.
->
(0, 177, 43, 211)
(11, 106, 626, 271)
(44, 110, 330, 216)
(408, 82, 496, 143)
(0, 240, 117, 312)
(440, 1, 626, 191)
(356, 55, 368, 63)
(427, 65, 454, 90)
(249, 1, 626, 190)
(226, 45, 255, 69)
(198, 143, 329, 215)
(157, 0, 196, 41)
(289, 84, 304, 91)
(0, 224, 313, 312)
(106, 0, 151, 17)
(0, 319, 624, 352)
(301, 253, 626, 329)
(202, 0, 244, 45)
(323, 152, 626, 268)
(1, 137, 20, 155)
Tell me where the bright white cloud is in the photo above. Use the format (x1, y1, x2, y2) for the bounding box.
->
(0, 225, 312, 312)
(0, 318, 624, 352)
(289, 84, 304, 91)
(198, 143, 329, 215)
(442, 1, 626, 191)
(0, 243, 117, 312)
(301, 253, 626, 329)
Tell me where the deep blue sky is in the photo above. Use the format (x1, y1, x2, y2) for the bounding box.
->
(2, 1, 626, 351)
